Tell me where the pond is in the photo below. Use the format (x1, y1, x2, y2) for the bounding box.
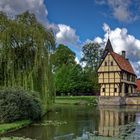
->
(5, 105, 140, 140)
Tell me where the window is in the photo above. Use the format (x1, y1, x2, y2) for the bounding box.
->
(114, 88, 117, 92)
(111, 61, 113, 66)
(102, 88, 105, 92)
(105, 61, 107, 66)
(131, 86, 133, 93)
(132, 76, 134, 82)
(127, 74, 130, 81)
(132, 76, 135, 82)
(121, 73, 123, 79)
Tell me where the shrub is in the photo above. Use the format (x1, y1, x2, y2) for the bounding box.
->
(0, 88, 42, 123)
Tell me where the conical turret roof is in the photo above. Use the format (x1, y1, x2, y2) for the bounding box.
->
(102, 39, 113, 59)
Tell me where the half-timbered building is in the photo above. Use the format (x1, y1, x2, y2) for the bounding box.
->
(98, 39, 137, 105)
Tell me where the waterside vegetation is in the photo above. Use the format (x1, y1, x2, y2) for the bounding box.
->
(0, 11, 55, 112)
(0, 10, 103, 136)
(0, 120, 31, 135)
(0, 11, 55, 133)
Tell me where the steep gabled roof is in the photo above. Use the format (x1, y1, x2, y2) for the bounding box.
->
(110, 52, 135, 75)
(98, 39, 136, 76)
(136, 79, 140, 91)
(102, 39, 113, 59)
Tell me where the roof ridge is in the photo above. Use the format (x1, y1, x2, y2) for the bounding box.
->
(110, 51, 135, 75)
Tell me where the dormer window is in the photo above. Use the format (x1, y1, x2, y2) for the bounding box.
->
(111, 61, 113, 66)
(105, 61, 107, 66)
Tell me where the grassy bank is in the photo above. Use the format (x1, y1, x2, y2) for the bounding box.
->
(55, 96, 98, 106)
(0, 120, 31, 135)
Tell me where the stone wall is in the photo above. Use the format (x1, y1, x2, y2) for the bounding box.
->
(99, 96, 126, 106)
(99, 96, 140, 106)
(126, 97, 140, 105)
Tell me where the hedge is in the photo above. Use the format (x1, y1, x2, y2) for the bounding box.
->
(0, 88, 42, 123)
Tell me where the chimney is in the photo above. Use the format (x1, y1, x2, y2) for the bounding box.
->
(122, 51, 126, 58)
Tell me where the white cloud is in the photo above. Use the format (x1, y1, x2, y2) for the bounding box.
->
(107, 0, 132, 22)
(75, 57, 80, 64)
(84, 37, 103, 46)
(94, 23, 140, 77)
(131, 61, 140, 78)
(96, 0, 138, 22)
(0, 0, 48, 25)
(94, 37, 103, 44)
(80, 61, 86, 68)
(103, 23, 110, 32)
(0, 0, 80, 46)
(56, 24, 79, 46)
(84, 39, 94, 44)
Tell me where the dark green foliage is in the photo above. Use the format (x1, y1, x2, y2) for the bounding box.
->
(83, 68, 99, 93)
(55, 65, 79, 95)
(53, 44, 101, 96)
(51, 44, 76, 71)
(55, 64, 95, 95)
(81, 42, 103, 70)
(80, 42, 103, 93)
(0, 88, 42, 123)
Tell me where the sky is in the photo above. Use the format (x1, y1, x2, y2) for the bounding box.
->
(0, 0, 140, 77)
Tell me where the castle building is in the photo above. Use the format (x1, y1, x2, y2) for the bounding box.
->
(98, 39, 137, 105)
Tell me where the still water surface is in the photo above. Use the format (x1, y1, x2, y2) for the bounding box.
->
(5, 105, 140, 140)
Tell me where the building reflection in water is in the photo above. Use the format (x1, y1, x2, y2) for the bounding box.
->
(98, 106, 136, 137)
(132, 113, 140, 139)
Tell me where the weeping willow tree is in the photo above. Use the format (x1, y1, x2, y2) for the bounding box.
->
(0, 11, 56, 110)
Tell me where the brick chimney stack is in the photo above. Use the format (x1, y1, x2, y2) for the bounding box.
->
(122, 51, 126, 58)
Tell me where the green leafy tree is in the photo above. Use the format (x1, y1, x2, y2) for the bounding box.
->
(81, 42, 103, 70)
(51, 44, 76, 71)
(80, 42, 103, 93)
(55, 64, 96, 95)
(0, 11, 55, 110)
(55, 64, 79, 95)
(52, 44, 98, 95)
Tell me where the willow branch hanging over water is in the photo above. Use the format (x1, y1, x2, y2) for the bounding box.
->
(0, 11, 56, 109)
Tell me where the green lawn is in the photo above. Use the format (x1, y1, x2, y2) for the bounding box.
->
(0, 120, 31, 135)
(55, 96, 98, 105)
